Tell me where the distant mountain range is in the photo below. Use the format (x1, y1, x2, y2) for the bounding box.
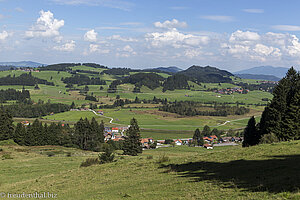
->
(0, 61, 45, 68)
(235, 74, 280, 81)
(235, 66, 289, 78)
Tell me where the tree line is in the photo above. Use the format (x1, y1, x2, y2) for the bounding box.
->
(2, 102, 70, 118)
(159, 101, 250, 116)
(61, 74, 106, 86)
(0, 73, 54, 86)
(0, 88, 30, 103)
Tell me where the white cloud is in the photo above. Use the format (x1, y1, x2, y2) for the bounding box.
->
(88, 44, 110, 54)
(154, 19, 187, 29)
(25, 10, 64, 39)
(242, 9, 264, 14)
(146, 28, 209, 48)
(53, 40, 75, 51)
(0, 31, 9, 41)
(229, 30, 260, 44)
(200, 15, 234, 22)
(84, 29, 98, 42)
(51, 0, 134, 11)
(123, 45, 133, 52)
(108, 34, 138, 42)
(272, 25, 300, 31)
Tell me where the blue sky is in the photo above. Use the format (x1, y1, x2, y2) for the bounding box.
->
(1, 0, 300, 71)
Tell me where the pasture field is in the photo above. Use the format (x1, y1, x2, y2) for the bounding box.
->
(0, 140, 299, 199)
(42, 107, 263, 132)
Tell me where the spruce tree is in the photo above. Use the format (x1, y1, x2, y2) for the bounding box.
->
(0, 108, 14, 141)
(243, 116, 259, 147)
(123, 118, 142, 156)
(193, 128, 204, 146)
(259, 67, 300, 140)
(202, 125, 211, 137)
(13, 123, 26, 145)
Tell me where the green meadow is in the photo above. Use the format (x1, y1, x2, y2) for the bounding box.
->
(0, 140, 299, 199)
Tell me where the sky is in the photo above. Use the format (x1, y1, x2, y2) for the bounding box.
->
(1, 0, 300, 71)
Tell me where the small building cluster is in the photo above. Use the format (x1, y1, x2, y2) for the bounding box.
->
(213, 87, 249, 95)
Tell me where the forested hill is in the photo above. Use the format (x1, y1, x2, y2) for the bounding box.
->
(178, 65, 233, 83)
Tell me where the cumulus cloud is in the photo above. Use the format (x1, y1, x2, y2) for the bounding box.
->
(154, 19, 187, 29)
(229, 30, 260, 44)
(145, 28, 209, 48)
(0, 30, 9, 41)
(88, 44, 110, 54)
(84, 29, 98, 42)
(53, 40, 75, 51)
(200, 15, 234, 22)
(25, 10, 64, 39)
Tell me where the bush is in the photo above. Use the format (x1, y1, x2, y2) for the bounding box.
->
(2, 154, 13, 160)
(260, 133, 280, 144)
(99, 145, 115, 164)
(157, 154, 170, 163)
(0, 148, 3, 152)
(0, 139, 17, 146)
(80, 158, 99, 167)
(46, 152, 55, 157)
(66, 152, 72, 157)
(147, 155, 153, 160)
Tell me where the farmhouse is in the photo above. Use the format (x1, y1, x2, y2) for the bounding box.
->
(174, 139, 183, 145)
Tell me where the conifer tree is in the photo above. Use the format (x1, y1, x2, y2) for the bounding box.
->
(243, 116, 259, 147)
(0, 108, 14, 141)
(123, 118, 142, 156)
(13, 123, 26, 145)
(202, 125, 211, 137)
(193, 128, 204, 146)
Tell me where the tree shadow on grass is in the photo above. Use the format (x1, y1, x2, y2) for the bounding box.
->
(160, 155, 300, 193)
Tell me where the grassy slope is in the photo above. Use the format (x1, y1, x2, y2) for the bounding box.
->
(0, 141, 299, 199)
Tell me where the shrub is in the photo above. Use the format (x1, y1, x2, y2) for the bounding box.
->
(66, 152, 72, 157)
(147, 155, 153, 160)
(0, 139, 17, 146)
(46, 152, 55, 157)
(99, 145, 115, 164)
(2, 154, 13, 160)
(0, 148, 3, 152)
(80, 158, 99, 167)
(157, 154, 169, 163)
(260, 133, 280, 144)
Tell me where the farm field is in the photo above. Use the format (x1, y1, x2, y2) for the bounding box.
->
(0, 140, 299, 199)
(0, 68, 272, 137)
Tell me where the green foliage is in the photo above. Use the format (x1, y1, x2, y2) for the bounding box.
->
(99, 144, 115, 164)
(2, 154, 13, 160)
(157, 154, 170, 163)
(159, 101, 250, 117)
(259, 133, 280, 144)
(193, 128, 204, 146)
(0, 73, 54, 86)
(0, 139, 17, 146)
(123, 118, 142, 156)
(243, 116, 260, 147)
(80, 158, 99, 167)
(0, 108, 14, 141)
(202, 125, 211, 137)
(259, 67, 300, 141)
